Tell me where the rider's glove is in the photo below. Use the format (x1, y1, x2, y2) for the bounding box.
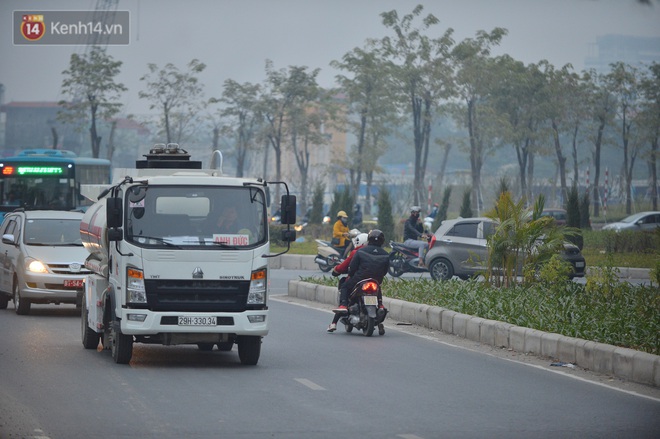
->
(331, 269, 340, 277)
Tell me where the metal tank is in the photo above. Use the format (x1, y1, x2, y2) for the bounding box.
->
(79, 197, 110, 275)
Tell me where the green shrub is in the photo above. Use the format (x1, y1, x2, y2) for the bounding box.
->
(602, 229, 659, 253)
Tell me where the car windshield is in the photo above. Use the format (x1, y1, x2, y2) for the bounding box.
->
(24, 218, 82, 245)
(124, 185, 267, 249)
(619, 213, 646, 223)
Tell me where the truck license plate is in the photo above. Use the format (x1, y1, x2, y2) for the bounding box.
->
(64, 279, 84, 288)
(178, 316, 217, 326)
(363, 295, 378, 306)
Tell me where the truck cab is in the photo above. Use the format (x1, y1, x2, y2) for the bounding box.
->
(80, 144, 296, 365)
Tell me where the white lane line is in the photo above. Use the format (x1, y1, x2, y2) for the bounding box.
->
(397, 434, 425, 439)
(295, 378, 326, 390)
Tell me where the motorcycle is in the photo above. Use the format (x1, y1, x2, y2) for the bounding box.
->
(388, 240, 429, 277)
(334, 278, 387, 336)
(314, 229, 359, 272)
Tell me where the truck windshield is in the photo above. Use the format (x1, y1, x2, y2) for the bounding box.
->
(124, 185, 267, 249)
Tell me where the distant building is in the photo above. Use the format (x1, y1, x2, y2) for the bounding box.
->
(585, 34, 660, 74)
(0, 101, 150, 163)
(0, 101, 82, 155)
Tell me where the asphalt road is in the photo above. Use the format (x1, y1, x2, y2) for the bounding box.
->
(0, 269, 657, 439)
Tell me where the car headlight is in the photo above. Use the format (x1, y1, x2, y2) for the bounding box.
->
(126, 267, 147, 303)
(248, 268, 267, 304)
(26, 258, 48, 273)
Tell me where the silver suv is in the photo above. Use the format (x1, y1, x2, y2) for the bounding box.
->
(0, 210, 91, 314)
(424, 217, 585, 281)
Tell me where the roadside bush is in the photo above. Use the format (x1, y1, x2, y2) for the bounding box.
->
(601, 229, 660, 253)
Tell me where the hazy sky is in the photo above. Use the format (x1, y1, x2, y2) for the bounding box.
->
(2, 0, 659, 115)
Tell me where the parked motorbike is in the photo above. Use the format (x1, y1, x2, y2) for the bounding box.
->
(334, 278, 387, 336)
(388, 240, 429, 277)
(314, 229, 359, 272)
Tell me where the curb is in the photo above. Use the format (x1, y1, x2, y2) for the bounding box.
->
(287, 279, 660, 388)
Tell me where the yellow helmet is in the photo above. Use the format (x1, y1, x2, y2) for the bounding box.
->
(337, 210, 348, 218)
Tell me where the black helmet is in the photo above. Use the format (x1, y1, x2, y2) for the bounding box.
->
(367, 229, 385, 247)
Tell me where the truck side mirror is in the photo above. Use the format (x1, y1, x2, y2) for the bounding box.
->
(281, 229, 296, 242)
(280, 195, 296, 225)
(106, 197, 123, 228)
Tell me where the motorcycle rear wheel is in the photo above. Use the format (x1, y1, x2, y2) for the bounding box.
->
(363, 316, 375, 337)
(388, 252, 406, 277)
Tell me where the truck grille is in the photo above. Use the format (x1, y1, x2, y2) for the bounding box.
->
(144, 279, 251, 312)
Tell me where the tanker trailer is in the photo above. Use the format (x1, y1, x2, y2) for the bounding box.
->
(79, 145, 297, 364)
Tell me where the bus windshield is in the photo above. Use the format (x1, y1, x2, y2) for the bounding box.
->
(1, 173, 75, 211)
(124, 185, 268, 249)
(0, 150, 111, 215)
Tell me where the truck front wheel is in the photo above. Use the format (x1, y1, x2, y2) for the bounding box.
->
(237, 336, 261, 365)
(110, 309, 133, 364)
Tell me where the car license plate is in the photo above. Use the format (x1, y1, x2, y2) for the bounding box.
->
(64, 279, 84, 288)
(363, 295, 378, 306)
(178, 316, 217, 326)
(576, 262, 585, 268)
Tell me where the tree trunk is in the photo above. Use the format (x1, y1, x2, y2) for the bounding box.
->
(592, 117, 605, 217)
(571, 123, 580, 187)
(651, 137, 658, 210)
(527, 151, 535, 202)
(89, 108, 101, 158)
(51, 127, 58, 149)
(365, 170, 373, 216)
(106, 120, 116, 161)
(515, 142, 528, 202)
(551, 120, 568, 202)
(438, 143, 451, 187)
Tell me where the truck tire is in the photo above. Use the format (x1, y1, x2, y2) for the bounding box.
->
(237, 336, 261, 365)
(110, 309, 133, 364)
(0, 294, 8, 310)
(13, 279, 30, 315)
(81, 296, 100, 349)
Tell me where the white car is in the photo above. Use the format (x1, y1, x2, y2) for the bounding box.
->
(0, 210, 91, 315)
(601, 211, 660, 232)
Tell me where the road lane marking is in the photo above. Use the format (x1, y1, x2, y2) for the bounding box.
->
(295, 378, 326, 390)
(397, 435, 425, 439)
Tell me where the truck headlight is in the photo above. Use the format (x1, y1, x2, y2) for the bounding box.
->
(247, 268, 266, 304)
(127, 267, 147, 303)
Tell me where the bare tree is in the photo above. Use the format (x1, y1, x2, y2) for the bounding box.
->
(58, 46, 126, 158)
(139, 59, 206, 144)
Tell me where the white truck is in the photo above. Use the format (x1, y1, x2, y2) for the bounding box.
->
(79, 145, 296, 365)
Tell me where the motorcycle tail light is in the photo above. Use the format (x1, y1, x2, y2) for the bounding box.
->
(428, 235, 436, 250)
(361, 281, 379, 292)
